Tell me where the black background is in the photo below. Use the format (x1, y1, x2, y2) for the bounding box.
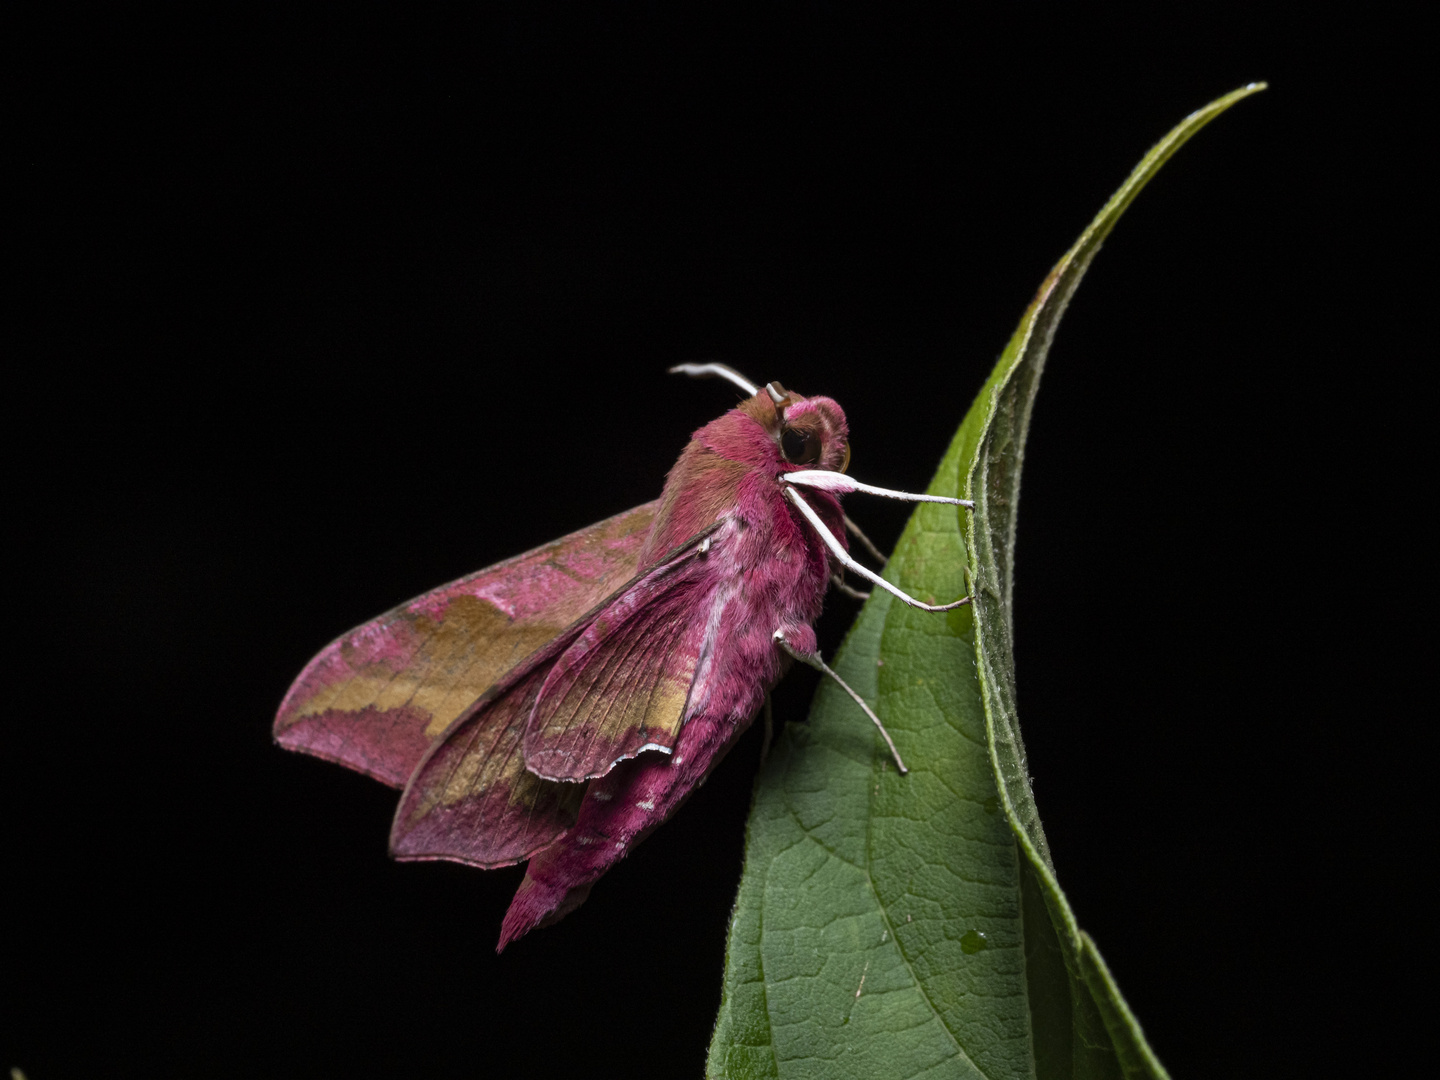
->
(9, 5, 1428, 1078)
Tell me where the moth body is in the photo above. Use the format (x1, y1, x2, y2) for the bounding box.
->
(273, 374, 965, 949)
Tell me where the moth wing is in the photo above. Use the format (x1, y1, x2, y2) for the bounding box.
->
(522, 531, 723, 781)
(385, 625, 591, 868)
(273, 501, 659, 787)
(390, 524, 723, 865)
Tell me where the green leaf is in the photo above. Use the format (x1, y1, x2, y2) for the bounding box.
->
(708, 84, 1265, 1080)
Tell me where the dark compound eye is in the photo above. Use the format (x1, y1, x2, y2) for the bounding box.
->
(781, 427, 820, 465)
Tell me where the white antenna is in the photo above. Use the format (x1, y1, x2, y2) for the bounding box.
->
(668, 363, 759, 397)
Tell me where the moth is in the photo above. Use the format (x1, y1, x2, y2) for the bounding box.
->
(274, 364, 972, 950)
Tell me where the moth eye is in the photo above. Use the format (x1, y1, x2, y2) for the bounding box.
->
(781, 427, 820, 465)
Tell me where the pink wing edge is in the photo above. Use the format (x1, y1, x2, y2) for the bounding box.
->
(272, 501, 660, 788)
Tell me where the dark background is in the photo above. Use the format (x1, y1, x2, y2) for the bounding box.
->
(9, 5, 1427, 1078)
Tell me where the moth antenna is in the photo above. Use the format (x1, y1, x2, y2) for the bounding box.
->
(831, 571, 871, 601)
(773, 630, 907, 774)
(843, 514, 888, 567)
(668, 362, 759, 397)
(785, 486, 972, 612)
(765, 382, 786, 404)
(782, 470, 975, 509)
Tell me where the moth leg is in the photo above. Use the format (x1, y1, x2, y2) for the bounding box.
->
(786, 487, 972, 612)
(773, 629, 907, 775)
(759, 691, 774, 764)
(783, 469, 975, 509)
(830, 570, 871, 601)
(833, 513, 884, 595)
(843, 513, 888, 567)
(667, 362, 759, 396)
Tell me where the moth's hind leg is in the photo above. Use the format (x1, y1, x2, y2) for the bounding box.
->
(772, 628, 907, 775)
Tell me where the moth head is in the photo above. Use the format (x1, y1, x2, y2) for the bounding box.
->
(766, 388, 850, 474)
(728, 381, 850, 474)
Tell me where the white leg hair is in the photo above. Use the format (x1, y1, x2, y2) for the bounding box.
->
(668, 363, 759, 397)
(782, 469, 974, 508)
(785, 487, 972, 612)
(773, 629, 907, 774)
